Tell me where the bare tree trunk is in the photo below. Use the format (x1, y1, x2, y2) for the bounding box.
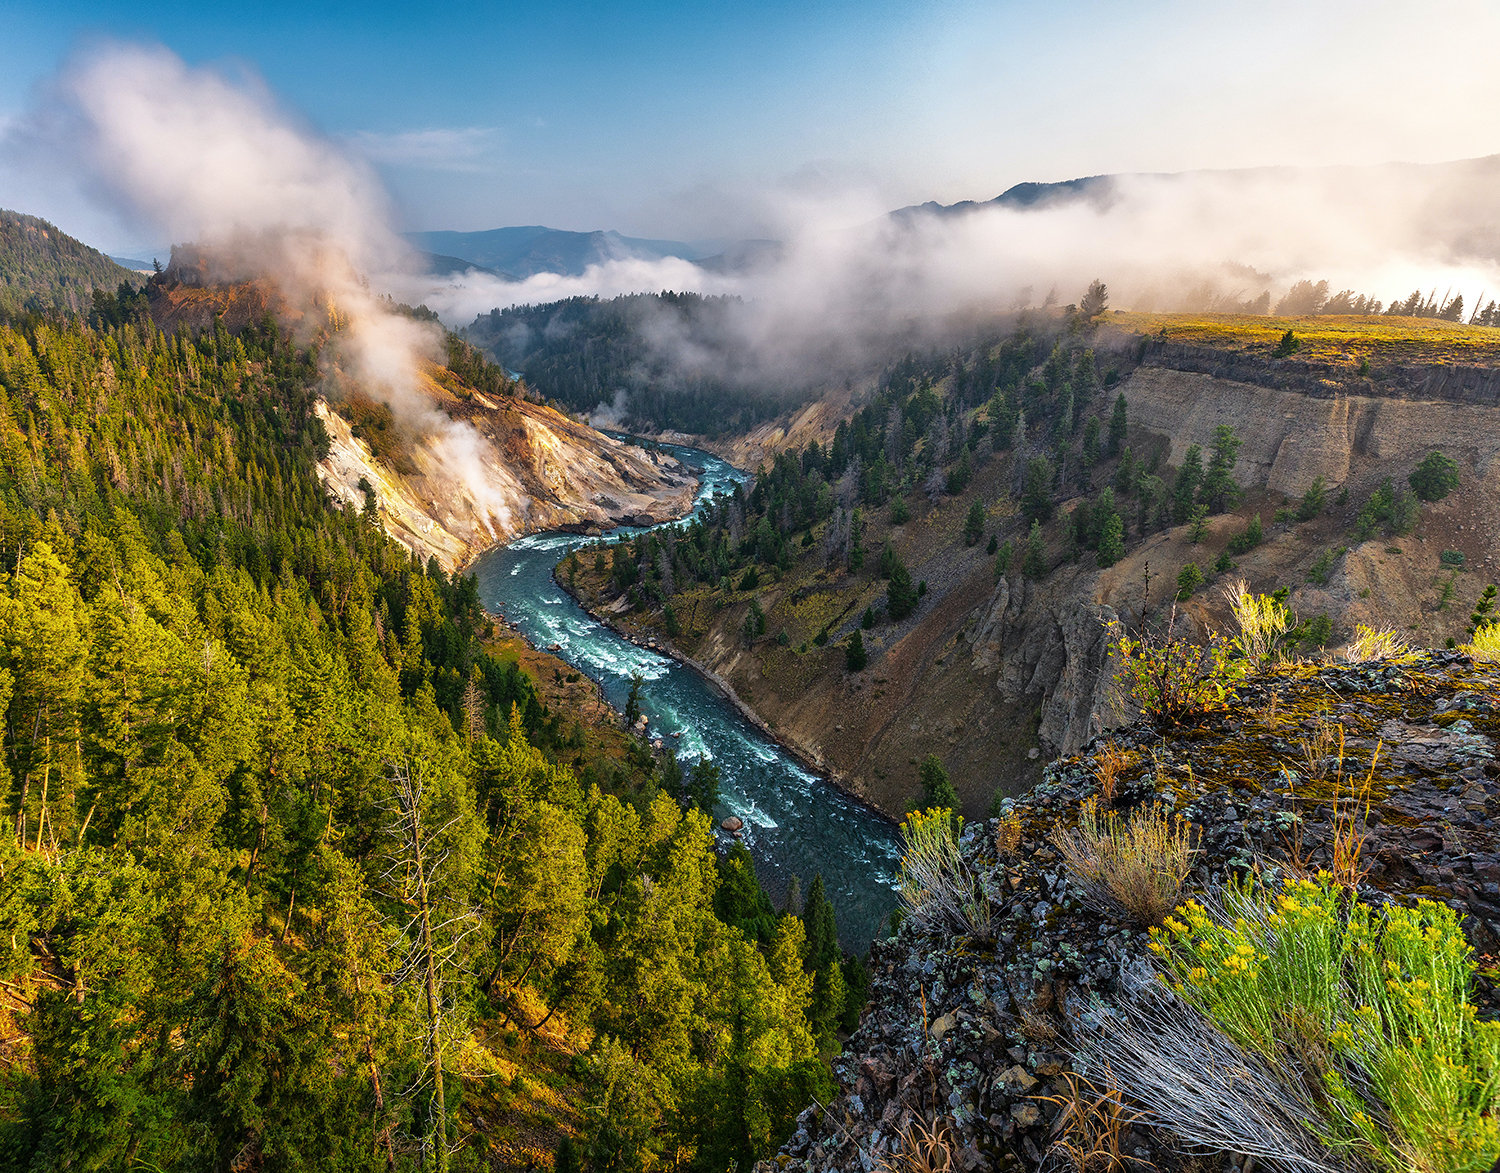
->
(34, 756, 49, 853)
(412, 818, 448, 1173)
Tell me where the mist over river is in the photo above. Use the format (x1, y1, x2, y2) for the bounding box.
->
(471, 440, 900, 948)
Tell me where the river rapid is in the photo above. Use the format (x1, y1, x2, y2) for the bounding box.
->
(471, 440, 900, 948)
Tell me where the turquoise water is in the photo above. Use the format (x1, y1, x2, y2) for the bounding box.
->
(470, 441, 900, 948)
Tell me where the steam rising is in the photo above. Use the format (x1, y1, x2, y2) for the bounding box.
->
(18, 42, 518, 529)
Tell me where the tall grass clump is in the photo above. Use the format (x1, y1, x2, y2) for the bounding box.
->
(1140, 874, 1500, 1173)
(1465, 623, 1500, 663)
(1225, 579, 1296, 665)
(1051, 799, 1198, 927)
(1343, 625, 1409, 663)
(898, 808, 994, 940)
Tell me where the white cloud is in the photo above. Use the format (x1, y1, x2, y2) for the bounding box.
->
(345, 126, 503, 173)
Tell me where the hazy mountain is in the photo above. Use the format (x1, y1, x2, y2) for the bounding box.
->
(0, 209, 142, 314)
(404, 225, 710, 278)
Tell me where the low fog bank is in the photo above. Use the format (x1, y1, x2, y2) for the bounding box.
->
(401, 154, 1500, 422)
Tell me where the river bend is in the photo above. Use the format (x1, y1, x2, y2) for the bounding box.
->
(471, 441, 899, 947)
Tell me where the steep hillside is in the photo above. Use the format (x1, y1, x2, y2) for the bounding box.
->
(0, 209, 142, 315)
(143, 263, 697, 571)
(765, 646, 1500, 1173)
(563, 315, 1500, 820)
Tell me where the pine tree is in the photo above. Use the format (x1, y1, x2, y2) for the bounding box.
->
(1107, 393, 1128, 455)
(886, 556, 919, 621)
(917, 753, 957, 809)
(963, 499, 986, 546)
(845, 629, 867, 672)
(1023, 520, 1048, 579)
(1096, 509, 1125, 568)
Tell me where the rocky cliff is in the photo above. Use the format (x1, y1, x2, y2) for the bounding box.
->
(316, 384, 696, 573)
(591, 332, 1500, 819)
(768, 648, 1500, 1173)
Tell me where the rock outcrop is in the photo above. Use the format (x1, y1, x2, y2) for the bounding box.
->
(769, 649, 1500, 1173)
(316, 388, 696, 572)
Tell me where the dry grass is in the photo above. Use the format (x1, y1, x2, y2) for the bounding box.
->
(1343, 625, 1408, 662)
(1109, 311, 1500, 368)
(1296, 716, 1341, 784)
(1328, 746, 1378, 893)
(995, 809, 1023, 856)
(883, 1115, 955, 1173)
(1282, 721, 1377, 890)
(1036, 1071, 1149, 1173)
(1051, 800, 1198, 927)
(1090, 743, 1134, 808)
(1016, 980, 1065, 1047)
(1077, 987, 1353, 1173)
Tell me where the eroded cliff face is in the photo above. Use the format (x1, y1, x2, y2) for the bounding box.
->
(574, 345, 1500, 820)
(317, 383, 697, 572)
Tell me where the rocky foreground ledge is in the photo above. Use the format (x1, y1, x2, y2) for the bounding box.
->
(766, 650, 1499, 1173)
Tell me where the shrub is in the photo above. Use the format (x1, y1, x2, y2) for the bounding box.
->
(897, 808, 993, 940)
(1343, 625, 1408, 662)
(1050, 798, 1198, 926)
(890, 497, 911, 525)
(1466, 624, 1500, 663)
(1175, 562, 1205, 601)
(1273, 329, 1300, 358)
(1224, 580, 1296, 666)
(1142, 874, 1500, 1173)
(1110, 610, 1238, 729)
(1409, 450, 1461, 502)
(1226, 513, 1264, 555)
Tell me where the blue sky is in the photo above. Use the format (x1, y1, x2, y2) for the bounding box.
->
(5, 0, 1500, 248)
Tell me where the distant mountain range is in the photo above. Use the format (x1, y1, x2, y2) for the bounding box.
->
(404, 226, 716, 281)
(406, 181, 1115, 282)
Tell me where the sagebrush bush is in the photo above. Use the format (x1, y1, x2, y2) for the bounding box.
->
(1051, 799, 1198, 926)
(898, 808, 993, 940)
(1147, 874, 1500, 1173)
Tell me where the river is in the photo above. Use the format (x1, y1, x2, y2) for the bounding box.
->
(470, 440, 900, 948)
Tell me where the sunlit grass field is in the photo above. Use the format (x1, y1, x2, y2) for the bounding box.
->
(1108, 311, 1500, 368)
